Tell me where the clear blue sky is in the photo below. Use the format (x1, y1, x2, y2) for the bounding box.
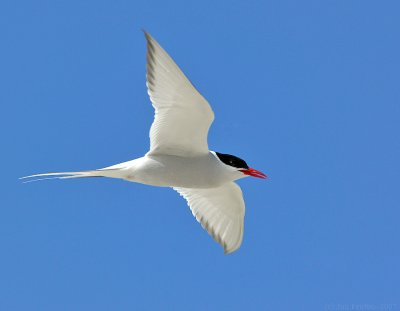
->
(1, 0, 399, 310)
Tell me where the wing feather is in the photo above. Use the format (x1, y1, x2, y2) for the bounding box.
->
(174, 182, 245, 254)
(144, 32, 214, 157)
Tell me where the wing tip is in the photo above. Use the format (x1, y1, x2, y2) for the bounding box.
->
(224, 248, 236, 255)
(142, 29, 154, 43)
(223, 242, 242, 255)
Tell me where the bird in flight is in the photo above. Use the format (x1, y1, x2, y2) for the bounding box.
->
(22, 31, 267, 254)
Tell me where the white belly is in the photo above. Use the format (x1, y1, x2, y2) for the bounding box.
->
(120, 153, 234, 188)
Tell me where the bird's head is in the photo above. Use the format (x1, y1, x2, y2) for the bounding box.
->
(215, 152, 267, 179)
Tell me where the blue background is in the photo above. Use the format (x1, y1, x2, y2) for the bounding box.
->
(1, 0, 399, 310)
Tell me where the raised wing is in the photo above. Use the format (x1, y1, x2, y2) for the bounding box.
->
(144, 32, 215, 157)
(174, 182, 245, 254)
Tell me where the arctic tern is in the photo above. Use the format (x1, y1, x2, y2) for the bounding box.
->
(22, 31, 267, 254)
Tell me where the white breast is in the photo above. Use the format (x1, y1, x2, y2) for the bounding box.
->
(121, 152, 240, 188)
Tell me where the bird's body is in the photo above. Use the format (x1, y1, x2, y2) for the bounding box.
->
(100, 152, 243, 188)
(22, 31, 267, 254)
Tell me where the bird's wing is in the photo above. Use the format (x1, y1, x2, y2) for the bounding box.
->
(174, 182, 245, 254)
(144, 31, 215, 157)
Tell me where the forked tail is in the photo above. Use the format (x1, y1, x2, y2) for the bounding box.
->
(20, 168, 123, 183)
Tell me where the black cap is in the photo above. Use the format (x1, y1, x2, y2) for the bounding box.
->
(215, 152, 249, 169)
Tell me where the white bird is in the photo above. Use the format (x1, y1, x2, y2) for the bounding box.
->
(22, 31, 267, 254)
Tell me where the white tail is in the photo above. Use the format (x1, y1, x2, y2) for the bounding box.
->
(20, 168, 124, 183)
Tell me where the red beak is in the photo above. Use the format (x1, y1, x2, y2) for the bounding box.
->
(240, 168, 267, 179)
